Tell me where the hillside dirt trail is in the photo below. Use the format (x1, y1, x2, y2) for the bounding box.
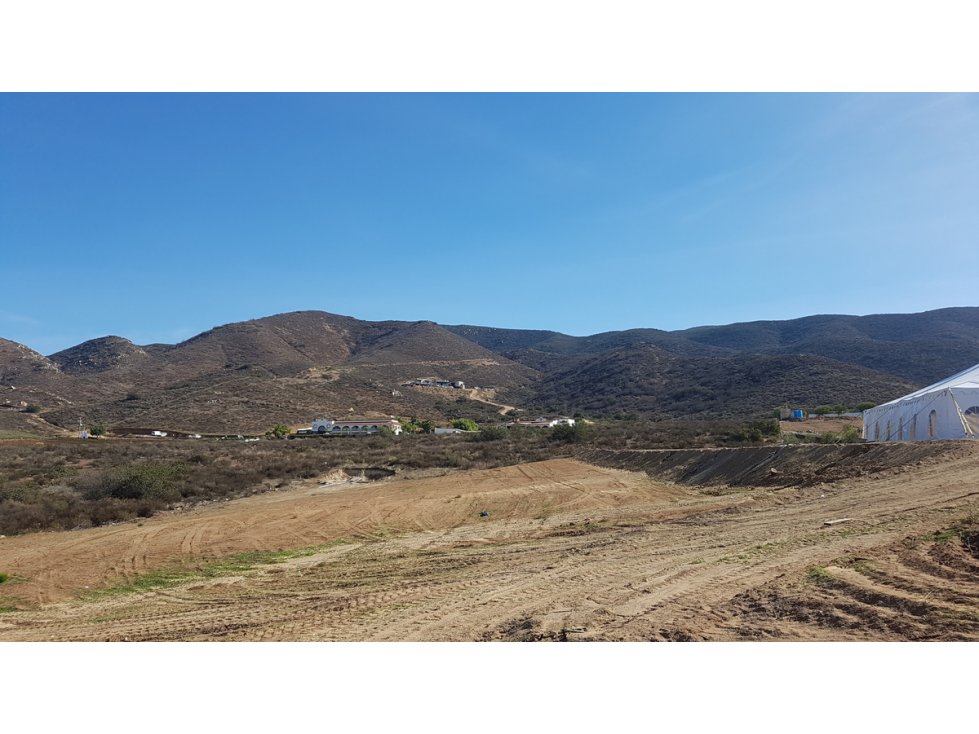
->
(1, 444, 978, 641)
(466, 388, 517, 415)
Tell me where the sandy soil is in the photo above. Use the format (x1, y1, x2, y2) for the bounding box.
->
(781, 416, 862, 434)
(1, 445, 977, 641)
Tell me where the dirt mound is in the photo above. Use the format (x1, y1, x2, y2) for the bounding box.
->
(3, 444, 979, 641)
(578, 441, 975, 488)
(0, 459, 678, 606)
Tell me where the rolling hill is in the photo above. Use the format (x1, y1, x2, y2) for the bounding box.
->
(2, 306, 977, 434)
(3, 312, 535, 434)
(517, 345, 916, 419)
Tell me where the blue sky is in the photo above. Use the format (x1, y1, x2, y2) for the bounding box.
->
(2, 93, 977, 354)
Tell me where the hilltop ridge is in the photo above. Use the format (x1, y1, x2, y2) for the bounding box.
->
(1, 306, 977, 434)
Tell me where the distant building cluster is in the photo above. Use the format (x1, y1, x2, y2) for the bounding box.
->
(311, 418, 403, 435)
(504, 417, 576, 429)
(403, 378, 466, 389)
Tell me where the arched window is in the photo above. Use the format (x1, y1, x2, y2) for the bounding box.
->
(928, 410, 938, 438)
(898, 418, 904, 441)
(341, 425, 349, 431)
(874, 423, 880, 441)
(886, 421, 893, 441)
(333, 426, 341, 431)
(317, 425, 327, 433)
(909, 414, 917, 441)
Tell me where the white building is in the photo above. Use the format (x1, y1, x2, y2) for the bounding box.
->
(312, 418, 402, 435)
(404, 379, 466, 389)
(862, 362, 979, 442)
(505, 417, 576, 429)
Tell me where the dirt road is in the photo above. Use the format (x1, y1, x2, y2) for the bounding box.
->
(1, 444, 977, 641)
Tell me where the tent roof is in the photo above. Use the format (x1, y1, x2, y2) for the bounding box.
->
(879, 362, 979, 407)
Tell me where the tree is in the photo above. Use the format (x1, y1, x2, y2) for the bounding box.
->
(90, 424, 106, 437)
(855, 402, 876, 412)
(451, 418, 478, 432)
(400, 418, 426, 433)
(267, 424, 291, 439)
(550, 422, 588, 443)
(418, 419, 435, 434)
(470, 426, 507, 442)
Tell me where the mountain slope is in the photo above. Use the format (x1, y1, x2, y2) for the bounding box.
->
(3, 306, 978, 433)
(522, 344, 916, 419)
(49, 336, 150, 375)
(17, 311, 537, 433)
(679, 307, 979, 384)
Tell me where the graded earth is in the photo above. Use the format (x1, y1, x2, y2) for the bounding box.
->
(1, 442, 978, 641)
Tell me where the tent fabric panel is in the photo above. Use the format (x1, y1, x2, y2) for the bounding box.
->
(876, 362, 979, 407)
(950, 386, 979, 436)
(863, 389, 968, 441)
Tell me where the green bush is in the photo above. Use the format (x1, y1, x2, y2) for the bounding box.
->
(470, 426, 507, 442)
(725, 419, 780, 444)
(22, 405, 41, 414)
(102, 463, 182, 501)
(267, 424, 291, 439)
(399, 417, 435, 434)
(0, 572, 9, 584)
(451, 419, 478, 432)
(815, 425, 863, 444)
(549, 422, 588, 444)
(813, 404, 850, 416)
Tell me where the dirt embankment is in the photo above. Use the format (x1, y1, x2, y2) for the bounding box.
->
(3, 443, 978, 641)
(578, 441, 971, 488)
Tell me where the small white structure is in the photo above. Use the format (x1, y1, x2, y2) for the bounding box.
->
(505, 417, 576, 429)
(312, 418, 402, 435)
(863, 362, 979, 442)
(404, 379, 465, 389)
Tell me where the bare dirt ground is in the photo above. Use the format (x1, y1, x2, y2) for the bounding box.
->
(466, 388, 516, 415)
(781, 416, 862, 434)
(1, 443, 978, 641)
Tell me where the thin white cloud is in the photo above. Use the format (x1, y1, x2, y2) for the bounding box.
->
(0, 310, 40, 326)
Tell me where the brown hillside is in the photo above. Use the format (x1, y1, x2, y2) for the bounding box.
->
(26, 312, 536, 433)
(49, 336, 149, 375)
(522, 345, 916, 419)
(4, 306, 975, 433)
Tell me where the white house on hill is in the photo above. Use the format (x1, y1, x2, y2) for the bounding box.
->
(312, 418, 402, 435)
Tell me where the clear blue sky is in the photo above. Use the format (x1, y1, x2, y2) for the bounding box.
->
(2, 93, 977, 354)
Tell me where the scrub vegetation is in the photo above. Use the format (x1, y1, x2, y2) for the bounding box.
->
(1, 418, 760, 535)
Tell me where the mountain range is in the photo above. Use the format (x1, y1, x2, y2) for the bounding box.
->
(2, 307, 978, 435)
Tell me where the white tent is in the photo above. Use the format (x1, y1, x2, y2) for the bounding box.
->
(863, 362, 979, 442)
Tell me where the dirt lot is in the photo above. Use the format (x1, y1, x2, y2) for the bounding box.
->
(1, 441, 978, 641)
(781, 416, 862, 435)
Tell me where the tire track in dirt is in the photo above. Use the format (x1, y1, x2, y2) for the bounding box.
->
(3, 445, 979, 640)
